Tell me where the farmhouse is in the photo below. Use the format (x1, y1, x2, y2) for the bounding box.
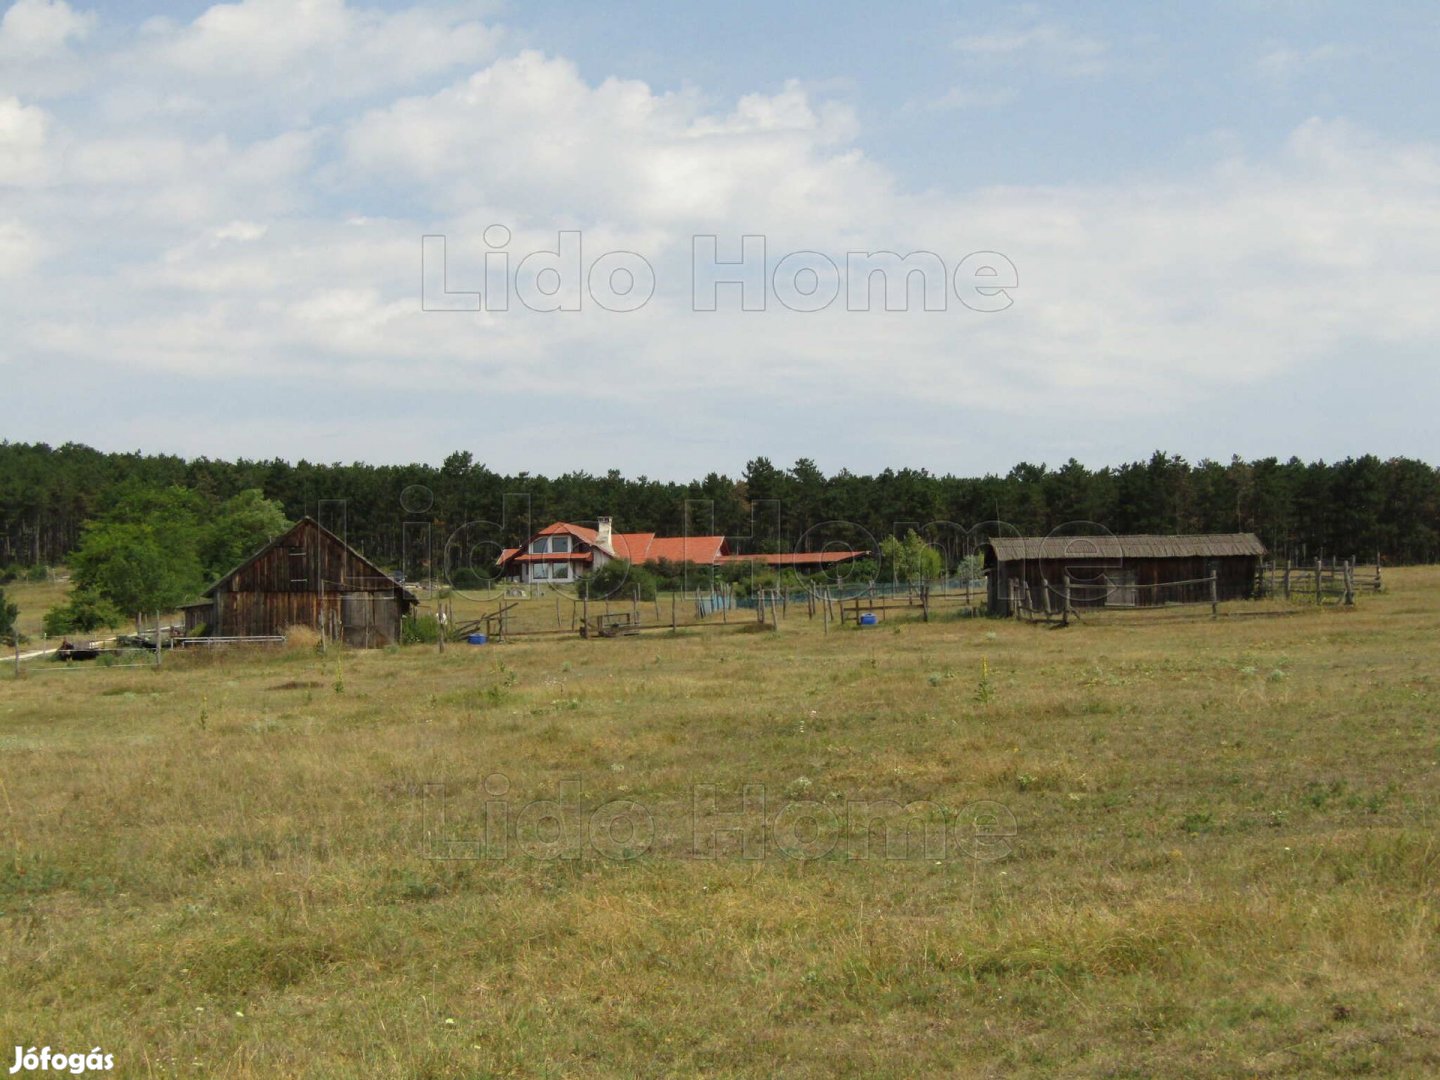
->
(497, 518, 729, 584)
(182, 517, 417, 646)
(984, 533, 1266, 616)
(497, 518, 869, 583)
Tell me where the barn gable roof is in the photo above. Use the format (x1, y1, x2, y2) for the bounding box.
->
(986, 533, 1266, 562)
(202, 516, 416, 600)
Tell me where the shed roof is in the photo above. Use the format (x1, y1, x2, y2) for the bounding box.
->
(718, 551, 869, 566)
(202, 516, 417, 601)
(987, 533, 1265, 562)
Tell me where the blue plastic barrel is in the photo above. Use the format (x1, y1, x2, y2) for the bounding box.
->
(858, 612, 878, 626)
(467, 633, 488, 645)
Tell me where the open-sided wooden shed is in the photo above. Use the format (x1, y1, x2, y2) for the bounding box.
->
(183, 517, 417, 647)
(984, 533, 1266, 616)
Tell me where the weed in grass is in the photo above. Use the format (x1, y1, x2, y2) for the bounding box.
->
(975, 656, 995, 704)
(1179, 811, 1215, 834)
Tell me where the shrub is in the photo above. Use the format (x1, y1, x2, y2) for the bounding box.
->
(449, 566, 495, 590)
(402, 614, 442, 644)
(584, 559, 658, 601)
(0, 587, 16, 644)
(42, 589, 124, 637)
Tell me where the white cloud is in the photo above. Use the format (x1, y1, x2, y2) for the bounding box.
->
(345, 54, 880, 231)
(0, 0, 92, 56)
(3, 2, 1440, 471)
(0, 217, 40, 276)
(1257, 43, 1346, 81)
(954, 20, 1109, 77)
(0, 95, 50, 184)
(923, 86, 1017, 111)
(145, 0, 500, 108)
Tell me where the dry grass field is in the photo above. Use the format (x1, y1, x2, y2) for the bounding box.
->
(2, 571, 1438, 1076)
(5, 577, 72, 642)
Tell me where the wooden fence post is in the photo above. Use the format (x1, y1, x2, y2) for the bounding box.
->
(1282, 561, 1291, 599)
(1041, 577, 1051, 620)
(1344, 560, 1355, 606)
(1062, 574, 1071, 627)
(1209, 572, 1218, 618)
(1314, 558, 1322, 605)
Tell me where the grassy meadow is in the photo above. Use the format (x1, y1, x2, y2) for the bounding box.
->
(1, 571, 1438, 1076)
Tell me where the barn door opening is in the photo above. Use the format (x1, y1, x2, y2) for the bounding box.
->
(1107, 568, 1137, 607)
(342, 594, 372, 648)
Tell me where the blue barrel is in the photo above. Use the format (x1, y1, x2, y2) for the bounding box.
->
(858, 612, 878, 626)
(467, 633, 488, 645)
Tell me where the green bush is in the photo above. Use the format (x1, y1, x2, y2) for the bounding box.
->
(584, 559, 658, 601)
(402, 614, 442, 644)
(0, 586, 17, 644)
(449, 566, 495, 590)
(43, 589, 124, 636)
(646, 559, 717, 591)
(0, 564, 49, 585)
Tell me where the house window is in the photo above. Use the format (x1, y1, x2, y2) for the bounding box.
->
(532, 562, 550, 580)
(530, 538, 549, 554)
(551, 535, 571, 553)
(552, 563, 570, 580)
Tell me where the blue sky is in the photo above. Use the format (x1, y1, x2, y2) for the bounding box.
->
(3, 0, 1439, 478)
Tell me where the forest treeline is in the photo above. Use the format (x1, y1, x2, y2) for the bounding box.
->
(1, 442, 1437, 569)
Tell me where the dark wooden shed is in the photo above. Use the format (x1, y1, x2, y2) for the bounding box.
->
(183, 517, 417, 647)
(984, 533, 1266, 616)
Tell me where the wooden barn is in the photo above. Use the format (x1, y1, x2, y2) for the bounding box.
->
(182, 517, 417, 647)
(984, 533, 1266, 616)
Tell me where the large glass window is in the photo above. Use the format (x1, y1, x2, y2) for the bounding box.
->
(552, 564, 570, 580)
(532, 562, 550, 579)
(530, 537, 549, 554)
(551, 535, 571, 553)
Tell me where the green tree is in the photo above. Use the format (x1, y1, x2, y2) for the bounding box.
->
(42, 589, 124, 636)
(200, 489, 290, 578)
(71, 521, 203, 620)
(0, 586, 18, 643)
(880, 529, 943, 585)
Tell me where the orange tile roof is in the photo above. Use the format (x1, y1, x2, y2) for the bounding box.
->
(642, 535, 731, 563)
(610, 532, 656, 560)
(537, 522, 599, 544)
(498, 523, 731, 568)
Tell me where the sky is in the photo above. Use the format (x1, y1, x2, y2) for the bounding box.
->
(3, 0, 1440, 479)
